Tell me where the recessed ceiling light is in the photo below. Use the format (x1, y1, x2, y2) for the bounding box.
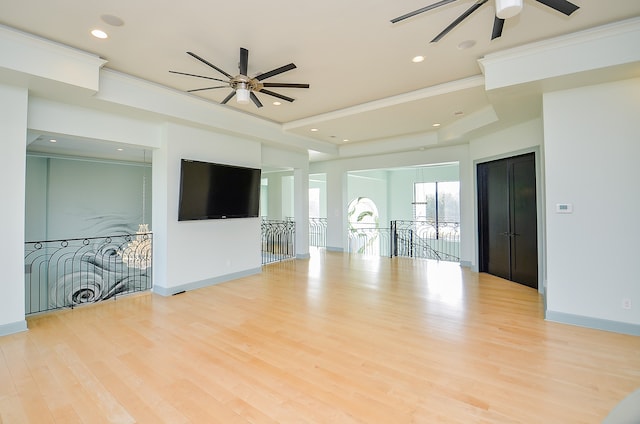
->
(273, 101, 282, 106)
(49, 139, 57, 143)
(117, 148, 124, 151)
(432, 123, 441, 127)
(343, 139, 350, 142)
(310, 128, 319, 132)
(457, 40, 476, 50)
(412, 55, 425, 63)
(91, 29, 108, 39)
(100, 14, 124, 27)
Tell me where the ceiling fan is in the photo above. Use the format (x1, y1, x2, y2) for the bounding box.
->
(391, 0, 579, 42)
(170, 48, 310, 108)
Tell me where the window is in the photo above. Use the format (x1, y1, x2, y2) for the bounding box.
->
(347, 197, 382, 255)
(413, 181, 460, 238)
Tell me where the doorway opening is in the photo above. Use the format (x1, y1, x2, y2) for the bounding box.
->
(477, 152, 538, 289)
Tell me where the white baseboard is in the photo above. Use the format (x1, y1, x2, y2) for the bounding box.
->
(152, 267, 262, 296)
(546, 310, 640, 336)
(0, 320, 28, 337)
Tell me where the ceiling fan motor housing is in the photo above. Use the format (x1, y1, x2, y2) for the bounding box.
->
(495, 0, 523, 19)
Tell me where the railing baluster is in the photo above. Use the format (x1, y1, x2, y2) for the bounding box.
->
(389, 220, 459, 262)
(24, 233, 153, 315)
(308, 218, 327, 248)
(349, 220, 459, 262)
(261, 219, 296, 265)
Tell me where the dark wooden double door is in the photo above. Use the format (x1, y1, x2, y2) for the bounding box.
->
(478, 153, 538, 289)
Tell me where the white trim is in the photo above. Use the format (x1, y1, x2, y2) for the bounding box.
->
(326, 246, 344, 252)
(0, 24, 106, 92)
(152, 268, 261, 296)
(478, 17, 640, 91)
(0, 320, 28, 337)
(479, 17, 640, 69)
(546, 311, 640, 336)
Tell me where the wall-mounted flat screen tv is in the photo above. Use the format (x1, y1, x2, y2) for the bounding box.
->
(178, 159, 261, 221)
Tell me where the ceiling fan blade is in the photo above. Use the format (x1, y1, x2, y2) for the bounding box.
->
(391, 0, 458, 24)
(431, 0, 488, 42)
(186, 86, 229, 92)
(259, 89, 295, 103)
(221, 91, 236, 105)
(491, 16, 505, 40)
(250, 92, 263, 108)
(262, 83, 310, 89)
(255, 63, 297, 81)
(169, 71, 228, 83)
(535, 0, 579, 16)
(240, 48, 249, 76)
(187, 51, 233, 79)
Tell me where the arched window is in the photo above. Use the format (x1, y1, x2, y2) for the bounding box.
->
(347, 197, 380, 255)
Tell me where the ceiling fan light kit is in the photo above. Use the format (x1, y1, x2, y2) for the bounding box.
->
(495, 0, 523, 19)
(170, 48, 310, 108)
(236, 84, 251, 104)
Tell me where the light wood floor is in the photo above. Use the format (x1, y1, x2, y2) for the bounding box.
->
(1, 250, 639, 423)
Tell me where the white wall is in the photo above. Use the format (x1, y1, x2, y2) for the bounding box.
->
(261, 172, 286, 220)
(281, 175, 295, 219)
(28, 97, 161, 151)
(25, 157, 152, 240)
(347, 170, 389, 227)
(0, 83, 28, 335)
(544, 78, 640, 330)
(154, 123, 263, 294)
(25, 156, 48, 242)
(388, 165, 460, 221)
(469, 119, 543, 161)
(309, 173, 327, 218)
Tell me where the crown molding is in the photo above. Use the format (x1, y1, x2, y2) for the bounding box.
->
(479, 17, 640, 91)
(0, 24, 106, 91)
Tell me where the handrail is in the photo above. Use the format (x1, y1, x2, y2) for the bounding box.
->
(309, 217, 327, 247)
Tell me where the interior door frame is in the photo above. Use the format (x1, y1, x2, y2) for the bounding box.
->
(472, 146, 546, 295)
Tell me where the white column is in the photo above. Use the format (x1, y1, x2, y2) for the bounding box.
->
(0, 83, 28, 335)
(325, 169, 346, 251)
(294, 167, 310, 258)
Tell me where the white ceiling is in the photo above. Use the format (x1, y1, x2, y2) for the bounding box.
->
(3, 0, 640, 160)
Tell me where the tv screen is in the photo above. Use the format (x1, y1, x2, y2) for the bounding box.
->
(178, 159, 261, 221)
